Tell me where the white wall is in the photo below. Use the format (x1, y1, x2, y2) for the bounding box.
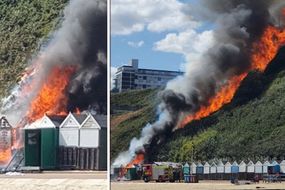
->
(79, 128, 99, 148)
(59, 128, 79, 146)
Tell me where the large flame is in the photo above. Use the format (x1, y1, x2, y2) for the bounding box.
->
(25, 66, 76, 124)
(181, 26, 285, 127)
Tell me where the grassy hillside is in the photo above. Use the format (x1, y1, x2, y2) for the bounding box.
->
(0, 0, 68, 98)
(111, 47, 285, 163)
(111, 89, 158, 160)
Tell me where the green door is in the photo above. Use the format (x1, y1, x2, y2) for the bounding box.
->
(40, 128, 58, 169)
(24, 129, 41, 166)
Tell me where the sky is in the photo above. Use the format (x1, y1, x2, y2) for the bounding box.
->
(111, 0, 214, 84)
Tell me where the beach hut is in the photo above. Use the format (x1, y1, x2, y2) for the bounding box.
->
(247, 161, 255, 173)
(263, 161, 270, 173)
(268, 161, 280, 174)
(231, 161, 239, 173)
(217, 161, 224, 173)
(210, 162, 217, 173)
(196, 162, 204, 174)
(183, 163, 190, 175)
(280, 160, 285, 173)
(204, 162, 210, 174)
(190, 162, 197, 174)
(239, 161, 247, 173)
(225, 162, 232, 173)
(255, 161, 263, 174)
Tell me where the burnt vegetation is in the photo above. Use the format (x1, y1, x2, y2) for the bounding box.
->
(111, 47, 285, 162)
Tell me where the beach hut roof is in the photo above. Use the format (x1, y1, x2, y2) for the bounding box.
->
(280, 160, 285, 165)
(239, 161, 246, 166)
(197, 162, 203, 167)
(232, 161, 238, 166)
(204, 162, 210, 167)
(211, 162, 217, 167)
(263, 161, 270, 165)
(191, 162, 197, 167)
(184, 163, 190, 167)
(225, 162, 232, 166)
(271, 161, 279, 166)
(217, 161, 224, 166)
(255, 161, 262, 166)
(247, 161, 254, 166)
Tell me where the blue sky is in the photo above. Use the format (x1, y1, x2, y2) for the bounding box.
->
(111, 0, 214, 75)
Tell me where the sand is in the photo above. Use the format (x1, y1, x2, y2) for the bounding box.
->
(111, 180, 285, 190)
(0, 171, 107, 190)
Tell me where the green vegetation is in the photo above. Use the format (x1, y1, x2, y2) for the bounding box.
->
(111, 89, 158, 160)
(111, 48, 285, 162)
(0, 0, 68, 98)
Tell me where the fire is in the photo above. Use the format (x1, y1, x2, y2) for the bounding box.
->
(181, 25, 285, 127)
(0, 149, 11, 166)
(26, 66, 76, 124)
(121, 154, 144, 177)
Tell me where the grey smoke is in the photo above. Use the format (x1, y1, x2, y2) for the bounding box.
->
(1, 0, 107, 125)
(113, 0, 285, 166)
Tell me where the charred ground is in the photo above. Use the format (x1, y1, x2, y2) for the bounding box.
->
(111, 47, 285, 162)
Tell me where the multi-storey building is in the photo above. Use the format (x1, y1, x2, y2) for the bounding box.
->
(114, 59, 183, 92)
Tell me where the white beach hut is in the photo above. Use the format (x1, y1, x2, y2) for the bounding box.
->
(204, 162, 210, 174)
(239, 161, 247, 173)
(191, 162, 197, 174)
(280, 160, 285, 173)
(210, 162, 217, 174)
(247, 161, 255, 173)
(217, 161, 225, 173)
(263, 161, 270, 173)
(224, 162, 232, 173)
(255, 161, 263, 174)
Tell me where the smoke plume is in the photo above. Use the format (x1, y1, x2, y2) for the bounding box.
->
(1, 0, 107, 125)
(113, 0, 285, 166)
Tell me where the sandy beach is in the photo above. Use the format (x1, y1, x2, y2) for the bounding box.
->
(0, 171, 107, 190)
(111, 180, 285, 190)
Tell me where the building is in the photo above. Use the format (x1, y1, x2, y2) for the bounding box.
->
(114, 59, 183, 92)
(24, 112, 107, 170)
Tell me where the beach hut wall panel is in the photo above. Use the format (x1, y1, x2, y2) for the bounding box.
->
(231, 161, 239, 173)
(204, 162, 210, 174)
(224, 162, 232, 173)
(210, 163, 217, 173)
(217, 161, 224, 173)
(191, 163, 197, 174)
(196, 163, 204, 174)
(59, 113, 81, 147)
(255, 161, 263, 174)
(247, 161, 255, 173)
(263, 161, 270, 173)
(280, 160, 285, 173)
(239, 161, 247, 173)
(79, 114, 101, 148)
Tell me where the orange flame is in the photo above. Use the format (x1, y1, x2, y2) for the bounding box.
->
(122, 154, 144, 177)
(26, 66, 76, 124)
(0, 149, 12, 166)
(181, 25, 285, 127)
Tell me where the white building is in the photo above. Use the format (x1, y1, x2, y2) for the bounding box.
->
(247, 161, 255, 173)
(114, 59, 183, 92)
(280, 160, 285, 173)
(59, 113, 87, 147)
(204, 162, 210, 174)
(191, 162, 197, 174)
(239, 161, 247, 173)
(217, 161, 225, 173)
(224, 162, 232, 174)
(255, 161, 263, 174)
(263, 161, 270, 173)
(79, 114, 103, 148)
(210, 162, 217, 173)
